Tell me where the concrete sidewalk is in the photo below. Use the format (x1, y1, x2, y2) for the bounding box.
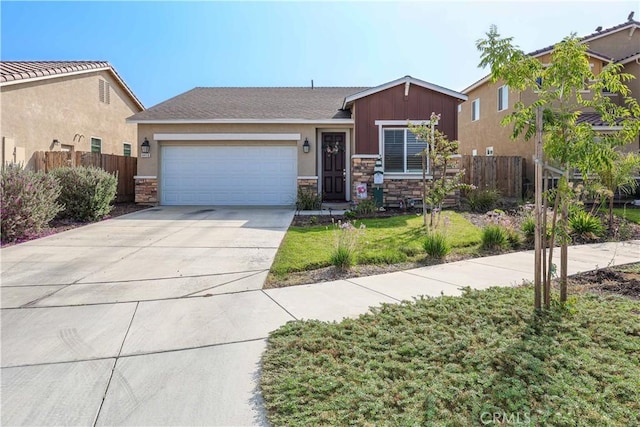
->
(2, 240, 638, 426)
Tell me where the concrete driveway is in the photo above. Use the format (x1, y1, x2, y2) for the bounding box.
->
(1, 206, 294, 426)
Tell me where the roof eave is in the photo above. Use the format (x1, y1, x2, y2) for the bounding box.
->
(126, 118, 355, 125)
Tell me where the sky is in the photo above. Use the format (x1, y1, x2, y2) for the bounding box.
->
(1, 1, 637, 108)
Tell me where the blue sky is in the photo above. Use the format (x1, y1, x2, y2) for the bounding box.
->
(1, 1, 637, 107)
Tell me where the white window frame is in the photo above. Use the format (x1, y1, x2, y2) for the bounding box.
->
(497, 85, 508, 112)
(382, 127, 427, 174)
(486, 146, 494, 156)
(472, 99, 480, 121)
(90, 137, 102, 154)
(457, 104, 462, 113)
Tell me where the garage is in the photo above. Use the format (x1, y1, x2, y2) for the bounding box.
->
(160, 145, 297, 205)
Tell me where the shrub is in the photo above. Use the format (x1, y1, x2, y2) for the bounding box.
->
(295, 189, 321, 211)
(569, 210, 604, 240)
(330, 220, 365, 270)
(0, 164, 63, 243)
(521, 215, 536, 241)
(467, 188, 501, 212)
(354, 199, 376, 216)
(51, 166, 117, 222)
(481, 224, 509, 251)
(506, 228, 523, 249)
(423, 231, 450, 258)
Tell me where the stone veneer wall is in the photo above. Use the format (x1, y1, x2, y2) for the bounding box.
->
(135, 178, 158, 204)
(351, 157, 460, 208)
(297, 178, 319, 196)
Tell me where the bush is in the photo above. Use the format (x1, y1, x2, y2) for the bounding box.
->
(521, 215, 536, 241)
(330, 220, 365, 270)
(467, 188, 501, 212)
(481, 225, 509, 251)
(51, 166, 117, 222)
(354, 199, 376, 216)
(295, 189, 321, 211)
(0, 164, 63, 243)
(569, 210, 604, 240)
(423, 231, 450, 258)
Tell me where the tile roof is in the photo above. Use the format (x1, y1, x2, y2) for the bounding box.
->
(576, 112, 623, 127)
(128, 87, 368, 122)
(0, 61, 144, 110)
(462, 19, 640, 94)
(617, 51, 640, 64)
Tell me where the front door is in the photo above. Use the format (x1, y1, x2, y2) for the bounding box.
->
(322, 132, 346, 201)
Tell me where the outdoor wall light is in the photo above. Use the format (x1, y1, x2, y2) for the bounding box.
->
(52, 139, 60, 145)
(303, 138, 311, 153)
(141, 138, 151, 154)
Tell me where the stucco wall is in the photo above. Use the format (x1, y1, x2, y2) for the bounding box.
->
(0, 70, 141, 169)
(586, 28, 640, 62)
(135, 122, 353, 179)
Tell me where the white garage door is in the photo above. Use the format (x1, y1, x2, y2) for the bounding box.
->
(161, 145, 297, 205)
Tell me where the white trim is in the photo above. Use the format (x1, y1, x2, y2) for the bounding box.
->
(385, 173, 433, 180)
(472, 98, 480, 121)
(497, 85, 508, 112)
(593, 126, 623, 131)
(582, 22, 640, 43)
(297, 176, 318, 180)
(134, 175, 157, 179)
(343, 76, 467, 108)
(351, 154, 379, 159)
(618, 53, 640, 65)
(153, 133, 301, 141)
(129, 118, 354, 125)
(375, 119, 431, 126)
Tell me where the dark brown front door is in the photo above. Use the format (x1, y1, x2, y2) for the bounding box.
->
(322, 132, 346, 201)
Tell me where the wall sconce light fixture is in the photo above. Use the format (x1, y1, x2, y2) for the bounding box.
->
(52, 139, 60, 145)
(302, 138, 310, 153)
(140, 137, 151, 154)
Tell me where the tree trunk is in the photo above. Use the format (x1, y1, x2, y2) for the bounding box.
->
(560, 170, 569, 303)
(422, 150, 427, 227)
(609, 196, 614, 229)
(534, 107, 543, 310)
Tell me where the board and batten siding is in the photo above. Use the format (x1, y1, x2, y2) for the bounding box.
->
(353, 84, 460, 154)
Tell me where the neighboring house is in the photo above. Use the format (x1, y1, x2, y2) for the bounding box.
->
(458, 19, 640, 184)
(127, 76, 467, 206)
(0, 61, 144, 169)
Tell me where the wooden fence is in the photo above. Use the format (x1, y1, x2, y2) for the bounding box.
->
(33, 151, 137, 202)
(460, 155, 523, 199)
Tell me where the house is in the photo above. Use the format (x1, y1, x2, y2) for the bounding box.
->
(458, 19, 640, 184)
(127, 76, 467, 206)
(0, 61, 144, 169)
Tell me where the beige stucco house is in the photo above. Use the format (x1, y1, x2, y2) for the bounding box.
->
(458, 19, 640, 184)
(127, 76, 466, 206)
(0, 61, 144, 169)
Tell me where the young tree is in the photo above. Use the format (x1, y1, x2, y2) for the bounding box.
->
(410, 112, 473, 228)
(476, 26, 640, 309)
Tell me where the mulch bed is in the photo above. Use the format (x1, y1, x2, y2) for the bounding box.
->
(569, 266, 640, 299)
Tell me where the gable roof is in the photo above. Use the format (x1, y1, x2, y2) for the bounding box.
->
(462, 20, 640, 94)
(617, 51, 640, 64)
(576, 112, 624, 130)
(0, 61, 144, 110)
(128, 87, 367, 123)
(342, 75, 467, 109)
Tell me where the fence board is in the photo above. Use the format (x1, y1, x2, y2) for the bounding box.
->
(33, 151, 136, 202)
(461, 155, 523, 199)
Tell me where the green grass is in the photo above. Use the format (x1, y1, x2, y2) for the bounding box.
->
(613, 206, 640, 224)
(261, 287, 640, 426)
(270, 212, 482, 276)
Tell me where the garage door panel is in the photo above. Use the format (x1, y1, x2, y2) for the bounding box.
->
(161, 145, 297, 206)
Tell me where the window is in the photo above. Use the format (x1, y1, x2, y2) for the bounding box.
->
(458, 104, 462, 113)
(91, 137, 102, 153)
(486, 146, 494, 156)
(497, 85, 508, 111)
(99, 79, 110, 104)
(383, 128, 426, 173)
(472, 99, 480, 121)
(123, 143, 132, 157)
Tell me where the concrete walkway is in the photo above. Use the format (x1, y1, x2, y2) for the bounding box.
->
(1, 219, 638, 425)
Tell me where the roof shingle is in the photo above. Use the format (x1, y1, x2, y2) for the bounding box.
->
(128, 87, 368, 122)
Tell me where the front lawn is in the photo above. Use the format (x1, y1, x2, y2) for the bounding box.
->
(269, 212, 482, 277)
(261, 285, 640, 426)
(613, 206, 640, 224)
